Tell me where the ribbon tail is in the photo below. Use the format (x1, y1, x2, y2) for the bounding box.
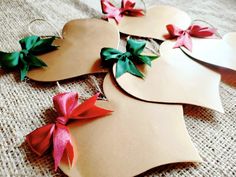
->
(72, 105, 112, 120)
(70, 93, 99, 116)
(173, 33, 192, 51)
(113, 13, 123, 24)
(26, 124, 55, 156)
(65, 140, 74, 168)
(182, 33, 192, 51)
(53, 124, 74, 171)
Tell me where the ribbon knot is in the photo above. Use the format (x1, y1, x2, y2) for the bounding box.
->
(101, 0, 144, 24)
(26, 92, 112, 171)
(166, 24, 216, 51)
(56, 116, 68, 125)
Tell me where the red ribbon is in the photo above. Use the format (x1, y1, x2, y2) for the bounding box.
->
(166, 24, 216, 51)
(101, 0, 144, 24)
(26, 92, 112, 171)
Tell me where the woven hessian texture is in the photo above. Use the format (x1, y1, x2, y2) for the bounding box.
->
(0, 0, 236, 176)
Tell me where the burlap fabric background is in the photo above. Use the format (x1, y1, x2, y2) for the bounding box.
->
(0, 0, 236, 176)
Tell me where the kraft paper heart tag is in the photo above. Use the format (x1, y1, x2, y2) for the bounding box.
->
(181, 32, 236, 71)
(107, 5, 191, 40)
(113, 40, 224, 113)
(27, 19, 120, 82)
(59, 73, 202, 177)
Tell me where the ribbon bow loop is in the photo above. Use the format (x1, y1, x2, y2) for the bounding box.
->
(188, 25, 216, 38)
(53, 92, 79, 118)
(122, 0, 135, 8)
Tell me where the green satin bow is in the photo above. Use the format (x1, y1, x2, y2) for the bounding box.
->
(101, 38, 158, 78)
(0, 35, 58, 81)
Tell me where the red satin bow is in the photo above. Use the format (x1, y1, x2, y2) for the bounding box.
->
(26, 92, 112, 171)
(166, 24, 216, 51)
(101, 0, 144, 24)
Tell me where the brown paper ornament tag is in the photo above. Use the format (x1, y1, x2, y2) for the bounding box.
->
(59, 74, 202, 177)
(113, 40, 224, 113)
(27, 19, 120, 82)
(181, 32, 236, 71)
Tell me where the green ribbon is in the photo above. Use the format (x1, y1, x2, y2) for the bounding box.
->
(0, 35, 58, 81)
(101, 38, 158, 78)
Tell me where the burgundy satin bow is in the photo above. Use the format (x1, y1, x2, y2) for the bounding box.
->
(166, 24, 216, 51)
(101, 0, 144, 24)
(26, 92, 112, 171)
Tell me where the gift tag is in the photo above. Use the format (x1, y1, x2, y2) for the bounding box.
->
(59, 74, 202, 177)
(181, 32, 236, 71)
(113, 40, 224, 112)
(27, 19, 120, 82)
(108, 5, 191, 40)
